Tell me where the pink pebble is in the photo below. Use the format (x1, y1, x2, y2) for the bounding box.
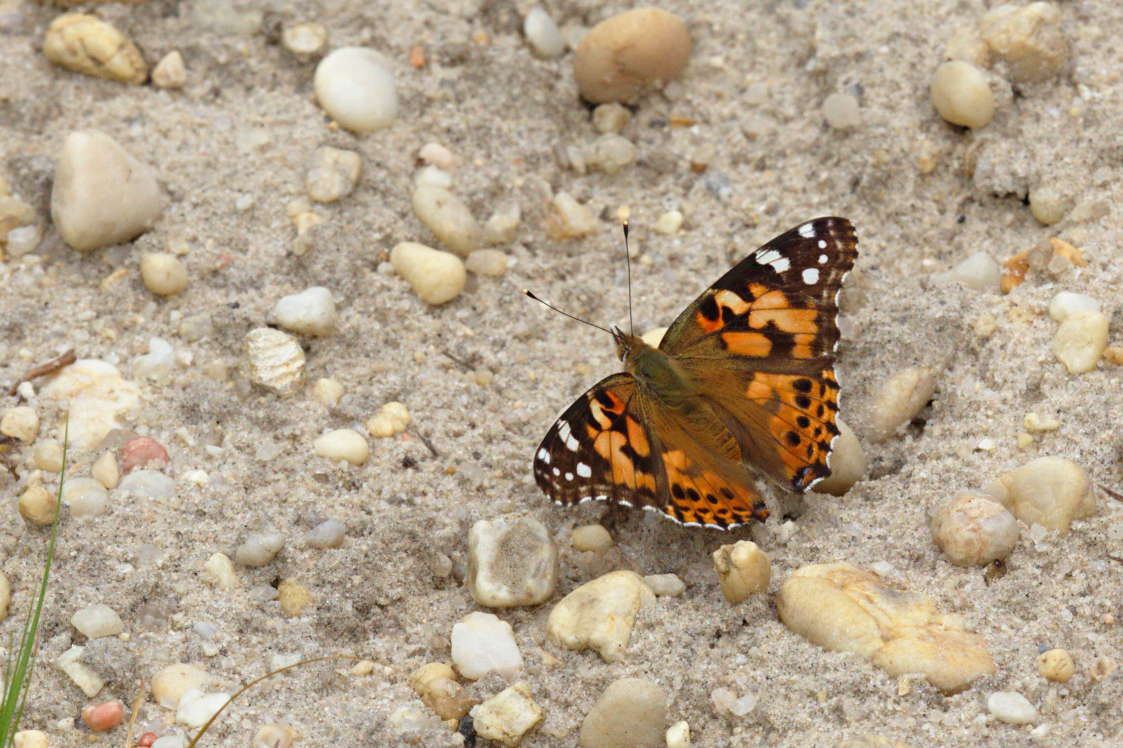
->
(138, 732, 157, 747)
(81, 700, 125, 731)
(120, 437, 169, 473)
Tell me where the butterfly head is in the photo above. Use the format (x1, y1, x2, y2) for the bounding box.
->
(610, 326, 639, 361)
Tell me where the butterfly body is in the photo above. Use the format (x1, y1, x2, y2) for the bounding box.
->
(535, 218, 858, 530)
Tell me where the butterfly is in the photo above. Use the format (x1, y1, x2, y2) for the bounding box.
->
(533, 217, 858, 529)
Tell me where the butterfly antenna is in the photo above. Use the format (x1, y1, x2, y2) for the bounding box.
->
(523, 290, 613, 335)
(623, 221, 635, 336)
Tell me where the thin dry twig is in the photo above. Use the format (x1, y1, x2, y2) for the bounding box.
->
(7, 349, 76, 396)
(1099, 484, 1123, 504)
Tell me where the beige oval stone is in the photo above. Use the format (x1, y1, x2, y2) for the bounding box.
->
(870, 367, 937, 441)
(409, 662, 475, 721)
(712, 540, 770, 604)
(979, 2, 1068, 83)
(411, 185, 481, 256)
(1051, 310, 1108, 374)
(574, 8, 691, 103)
(814, 416, 865, 495)
(390, 241, 466, 305)
(547, 570, 655, 662)
(1037, 648, 1075, 682)
(467, 516, 558, 607)
(994, 456, 1094, 531)
(579, 677, 667, 748)
(44, 14, 147, 84)
(930, 61, 994, 129)
(151, 663, 208, 709)
(930, 494, 1019, 566)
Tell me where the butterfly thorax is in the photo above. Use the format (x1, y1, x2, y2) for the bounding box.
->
(613, 328, 696, 408)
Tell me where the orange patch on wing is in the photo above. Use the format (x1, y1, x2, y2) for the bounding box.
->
(625, 416, 650, 457)
(695, 310, 722, 334)
(714, 289, 750, 314)
(749, 307, 818, 333)
(750, 290, 790, 310)
(660, 449, 765, 527)
(588, 400, 613, 429)
(721, 331, 773, 357)
(592, 428, 655, 492)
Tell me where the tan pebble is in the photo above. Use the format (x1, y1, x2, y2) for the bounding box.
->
(1, 405, 39, 442)
(390, 242, 466, 305)
(465, 248, 508, 276)
(944, 26, 991, 67)
(571, 524, 613, 552)
(870, 367, 937, 441)
(245, 327, 305, 395)
(813, 416, 865, 496)
(313, 429, 369, 465)
(1091, 657, 1116, 681)
(151, 663, 208, 709)
(994, 456, 1094, 532)
(306, 147, 361, 203)
(712, 540, 770, 604)
(44, 14, 147, 84)
(411, 185, 481, 256)
(470, 682, 544, 748)
(1037, 648, 1074, 682)
(1016, 432, 1034, 449)
(312, 377, 344, 406)
(1028, 185, 1071, 225)
(1103, 346, 1123, 366)
(0, 195, 35, 236)
(979, 2, 1068, 83)
(653, 210, 683, 235)
(31, 439, 64, 472)
(483, 203, 520, 245)
(930, 61, 994, 129)
(1023, 411, 1061, 432)
(574, 8, 691, 103)
(366, 401, 410, 438)
(349, 659, 375, 676)
(19, 484, 58, 526)
(91, 451, 120, 489)
(665, 721, 691, 748)
(579, 677, 667, 748)
(151, 50, 186, 89)
(1049, 237, 1086, 266)
(277, 578, 313, 617)
(203, 552, 238, 590)
(547, 570, 654, 662)
(592, 102, 631, 133)
(81, 701, 124, 731)
(418, 142, 456, 169)
(252, 724, 297, 748)
(410, 662, 476, 721)
(120, 436, 169, 473)
(929, 494, 1019, 566)
(545, 192, 597, 238)
(1052, 310, 1108, 374)
(13, 731, 49, 748)
(640, 327, 667, 347)
(281, 22, 328, 59)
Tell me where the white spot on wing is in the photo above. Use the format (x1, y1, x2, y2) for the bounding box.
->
(576, 462, 592, 478)
(557, 420, 571, 442)
(798, 222, 815, 238)
(818, 254, 828, 264)
(536, 448, 550, 464)
(564, 472, 574, 481)
(772, 257, 791, 273)
(802, 267, 820, 285)
(818, 239, 827, 249)
(552, 467, 560, 476)
(755, 248, 781, 266)
(565, 435, 580, 451)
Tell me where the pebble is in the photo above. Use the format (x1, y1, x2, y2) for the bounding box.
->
(281, 22, 328, 60)
(418, 142, 456, 170)
(665, 721, 691, 748)
(51, 130, 165, 252)
(12, 731, 48, 748)
(56, 646, 104, 697)
(176, 689, 230, 729)
(273, 286, 337, 336)
(312, 377, 344, 406)
(776, 562, 994, 692)
(306, 147, 361, 203)
(592, 103, 631, 133)
(929, 494, 1019, 566)
(19, 483, 58, 525)
(314, 47, 398, 133)
(234, 530, 286, 567)
(1037, 648, 1075, 682)
(409, 662, 475, 721)
(6, 224, 42, 256)
(120, 436, 169, 473)
(574, 8, 691, 103)
(823, 92, 861, 129)
(990, 456, 1094, 532)
(81, 701, 125, 732)
(252, 725, 297, 748)
(546, 192, 597, 238)
(465, 249, 508, 276)
(579, 677, 667, 748)
(524, 7, 564, 58)
(642, 574, 684, 597)
(930, 61, 994, 129)
(987, 691, 1039, 725)
(450, 611, 524, 680)
(132, 337, 175, 381)
(1023, 411, 1061, 433)
(367, 401, 410, 438)
(586, 134, 637, 174)
(653, 210, 683, 235)
(245, 327, 305, 395)
(979, 2, 1067, 83)
(470, 682, 543, 747)
(203, 552, 238, 589)
(571, 524, 613, 553)
(390, 241, 466, 305)
(1048, 291, 1100, 322)
(305, 518, 346, 549)
(813, 416, 866, 495)
(63, 477, 110, 517)
(277, 578, 312, 617)
(71, 604, 124, 638)
(484, 203, 521, 245)
(313, 428, 369, 465)
(944, 250, 1001, 290)
(43, 14, 147, 84)
(468, 516, 557, 607)
(0, 405, 38, 442)
(1028, 184, 1071, 225)
(1052, 310, 1108, 374)
(0, 195, 35, 236)
(411, 185, 482, 256)
(139, 253, 188, 296)
(712, 540, 771, 604)
(31, 439, 63, 472)
(641, 327, 667, 347)
(116, 469, 175, 500)
(41, 359, 141, 448)
(413, 165, 452, 190)
(869, 367, 937, 441)
(152, 50, 186, 89)
(547, 570, 655, 662)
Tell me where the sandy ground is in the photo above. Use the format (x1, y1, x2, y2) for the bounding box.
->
(0, 0, 1121, 745)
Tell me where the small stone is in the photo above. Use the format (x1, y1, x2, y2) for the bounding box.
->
(813, 416, 865, 495)
(115, 469, 175, 501)
(987, 691, 1039, 725)
(1028, 184, 1071, 225)
(944, 27, 990, 66)
(40, 360, 139, 450)
(43, 14, 147, 84)
(151, 51, 186, 89)
(592, 103, 631, 133)
(665, 721, 691, 748)
(571, 524, 613, 553)
(930, 61, 994, 129)
(314, 47, 398, 133)
(152, 664, 209, 709)
(1048, 291, 1100, 322)
(653, 210, 683, 235)
(418, 142, 456, 170)
(777, 562, 994, 692)
(312, 377, 344, 406)
(992, 456, 1094, 532)
(870, 367, 938, 441)
(12, 731, 48, 748)
(823, 92, 861, 129)
(574, 8, 691, 103)
(979, 2, 1067, 83)
(281, 22, 328, 59)
(1052, 310, 1108, 374)
(642, 574, 685, 597)
(277, 578, 313, 617)
(470, 682, 543, 748)
(245, 328, 305, 395)
(390, 241, 466, 305)
(1049, 237, 1086, 267)
(468, 517, 557, 607)
(6, 224, 42, 257)
(71, 604, 124, 639)
(546, 192, 597, 238)
(1037, 648, 1075, 682)
(204, 552, 237, 589)
(465, 249, 508, 276)
(131, 337, 175, 381)
(943, 251, 1001, 290)
(92, 451, 120, 489)
(32, 439, 64, 472)
(120, 436, 169, 474)
(586, 134, 637, 174)
(19, 484, 58, 526)
(312, 429, 369, 466)
(712, 540, 771, 604)
(56, 646, 104, 697)
(273, 286, 336, 336)
(139, 253, 188, 296)
(176, 690, 230, 729)
(366, 401, 410, 438)
(930, 494, 1019, 567)
(51, 131, 165, 252)
(252, 725, 296, 748)
(306, 147, 361, 203)
(579, 677, 667, 748)
(547, 570, 655, 662)
(410, 662, 475, 721)
(305, 519, 346, 549)
(63, 477, 110, 518)
(524, 7, 564, 58)
(1023, 411, 1061, 432)
(484, 203, 521, 245)
(641, 327, 667, 347)
(0, 195, 35, 238)
(81, 701, 124, 732)
(1, 405, 39, 442)
(234, 530, 286, 567)
(411, 185, 482, 256)
(450, 611, 524, 680)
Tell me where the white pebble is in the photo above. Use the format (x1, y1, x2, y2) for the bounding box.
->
(413, 165, 452, 190)
(273, 286, 337, 336)
(313, 428, 369, 466)
(116, 469, 175, 500)
(1028, 184, 1071, 225)
(979, 2, 1067, 83)
(306, 147, 361, 203)
(547, 192, 597, 238)
(586, 134, 636, 174)
(32, 439, 63, 472)
(132, 337, 175, 381)
(71, 604, 124, 638)
(524, 7, 565, 58)
(653, 210, 683, 235)
(366, 401, 410, 438)
(176, 689, 230, 729)
(870, 367, 938, 441)
(92, 451, 119, 489)
(152, 50, 186, 89)
(930, 60, 994, 129)
(465, 249, 508, 276)
(411, 185, 481, 256)
(312, 377, 344, 406)
(483, 203, 521, 245)
(55, 646, 104, 697)
(987, 691, 1038, 724)
(1052, 310, 1108, 374)
(992, 456, 1095, 532)
(245, 327, 305, 395)
(641, 327, 667, 347)
(63, 477, 110, 518)
(152, 663, 209, 709)
(470, 683, 543, 747)
(579, 677, 667, 748)
(6, 224, 42, 256)
(51, 130, 165, 252)
(823, 92, 861, 129)
(592, 103, 631, 134)
(665, 721, 691, 748)
(812, 416, 865, 496)
(234, 530, 286, 567)
(281, 22, 328, 59)
(547, 570, 654, 662)
(418, 142, 455, 170)
(571, 524, 613, 552)
(305, 519, 346, 549)
(313, 47, 398, 133)
(643, 573, 685, 597)
(43, 13, 147, 84)
(930, 494, 1019, 566)
(140, 252, 188, 296)
(712, 540, 770, 604)
(1, 405, 39, 442)
(943, 251, 1000, 290)
(450, 611, 524, 680)
(12, 730, 49, 748)
(203, 552, 238, 589)
(468, 517, 558, 607)
(1048, 291, 1100, 321)
(390, 241, 466, 305)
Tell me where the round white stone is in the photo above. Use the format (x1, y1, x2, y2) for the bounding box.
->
(313, 428, 369, 465)
(524, 7, 564, 58)
(450, 611, 524, 680)
(273, 286, 337, 336)
(930, 60, 995, 129)
(987, 691, 1038, 724)
(823, 92, 861, 129)
(71, 604, 124, 638)
(313, 47, 398, 133)
(140, 252, 188, 296)
(1048, 291, 1100, 322)
(234, 530, 286, 567)
(63, 477, 110, 518)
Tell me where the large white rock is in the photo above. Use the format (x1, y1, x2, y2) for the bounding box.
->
(450, 611, 523, 680)
(40, 359, 141, 449)
(313, 47, 398, 133)
(468, 517, 557, 607)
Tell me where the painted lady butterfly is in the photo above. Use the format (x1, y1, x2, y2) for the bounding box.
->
(533, 217, 858, 529)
